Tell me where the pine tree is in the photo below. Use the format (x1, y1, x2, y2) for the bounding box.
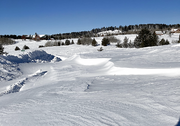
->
(71, 40, 74, 44)
(123, 36, 129, 48)
(165, 39, 170, 45)
(134, 29, 158, 48)
(159, 38, 166, 45)
(65, 40, 70, 45)
(151, 32, 158, 46)
(92, 39, 97, 46)
(58, 41, 61, 46)
(15, 46, 20, 51)
(101, 37, 110, 46)
(159, 39, 169, 45)
(116, 42, 123, 48)
(0, 44, 4, 55)
(61, 42, 65, 45)
(23, 45, 30, 50)
(77, 38, 81, 45)
(140, 29, 151, 47)
(128, 40, 134, 48)
(134, 36, 141, 48)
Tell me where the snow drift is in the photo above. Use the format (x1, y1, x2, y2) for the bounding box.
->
(0, 50, 61, 81)
(2, 50, 61, 63)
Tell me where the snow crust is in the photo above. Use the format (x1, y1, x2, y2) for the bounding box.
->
(0, 34, 180, 126)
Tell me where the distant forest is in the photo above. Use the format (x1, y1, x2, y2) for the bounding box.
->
(0, 24, 180, 40)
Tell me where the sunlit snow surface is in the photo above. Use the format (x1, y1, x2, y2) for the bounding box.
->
(0, 34, 180, 126)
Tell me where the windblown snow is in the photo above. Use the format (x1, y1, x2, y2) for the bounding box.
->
(0, 34, 180, 126)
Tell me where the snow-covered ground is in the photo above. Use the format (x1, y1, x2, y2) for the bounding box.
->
(97, 30, 122, 36)
(0, 34, 180, 126)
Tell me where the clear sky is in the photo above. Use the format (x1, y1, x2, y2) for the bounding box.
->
(0, 0, 180, 35)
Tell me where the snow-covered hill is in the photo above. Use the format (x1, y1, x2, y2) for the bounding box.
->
(0, 34, 180, 126)
(97, 30, 122, 36)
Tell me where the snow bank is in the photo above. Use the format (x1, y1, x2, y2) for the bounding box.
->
(2, 50, 61, 63)
(0, 56, 21, 81)
(0, 50, 61, 81)
(0, 70, 47, 96)
(67, 54, 111, 66)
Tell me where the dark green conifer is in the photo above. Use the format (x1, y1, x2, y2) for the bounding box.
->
(101, 37, 110, 46)
(92, 39, 97, 46)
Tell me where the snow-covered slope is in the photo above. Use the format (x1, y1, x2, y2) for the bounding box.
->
(0, 35, 180, 126)
(97, 30, 122, 36)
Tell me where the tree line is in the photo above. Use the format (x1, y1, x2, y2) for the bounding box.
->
(51, 23, 180, 39)
(1, 24, 180, 40)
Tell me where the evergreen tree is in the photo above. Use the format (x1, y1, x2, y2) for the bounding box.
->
(77, 38, 81, 45)
(0, 44, 4, 55)
(58, 41, 61, 46)
(101, 37, 110, 46)
(123, 36, 129, 48)
(61, 42, 65, 45)
(92, 39, 97, 46)
(159, 39, 169, 45)
(65, 40, 70, 45)
(23, 45, 30, 50)
(139, 29, 151, 47)
(151, 32, 158, 46)
(116, 42, 123, 48)
(71, 40, 74, 44)
(165, 39, 170, 45)
(134, 36, 141, 48)
(80, 37, 92, 45)
(134, 29, 158, 48)
(159, 38, 166, 45)
(15, 46, 20, 51)
(128, 40, 134, 48)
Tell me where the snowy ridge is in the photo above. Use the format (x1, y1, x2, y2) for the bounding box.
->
(0, 70, 47, 96)
(67, 54, 180, 77)
(2, 50, 61, 64)
(67, 54, 111, 66)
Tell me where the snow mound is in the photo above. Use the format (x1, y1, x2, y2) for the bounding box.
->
(0, 50, 61, 81)
(68, 54, 111, 66)
(67, 55, 180, 77)
(2, 50, 62, 63)
(0, 56, 21, 81)
(0, 70, 47, 96)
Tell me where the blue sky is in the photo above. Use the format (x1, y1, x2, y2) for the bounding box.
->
(0, 0, 180, 35)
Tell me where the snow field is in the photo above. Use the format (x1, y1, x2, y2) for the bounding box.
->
(0, 34, 180, 126)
